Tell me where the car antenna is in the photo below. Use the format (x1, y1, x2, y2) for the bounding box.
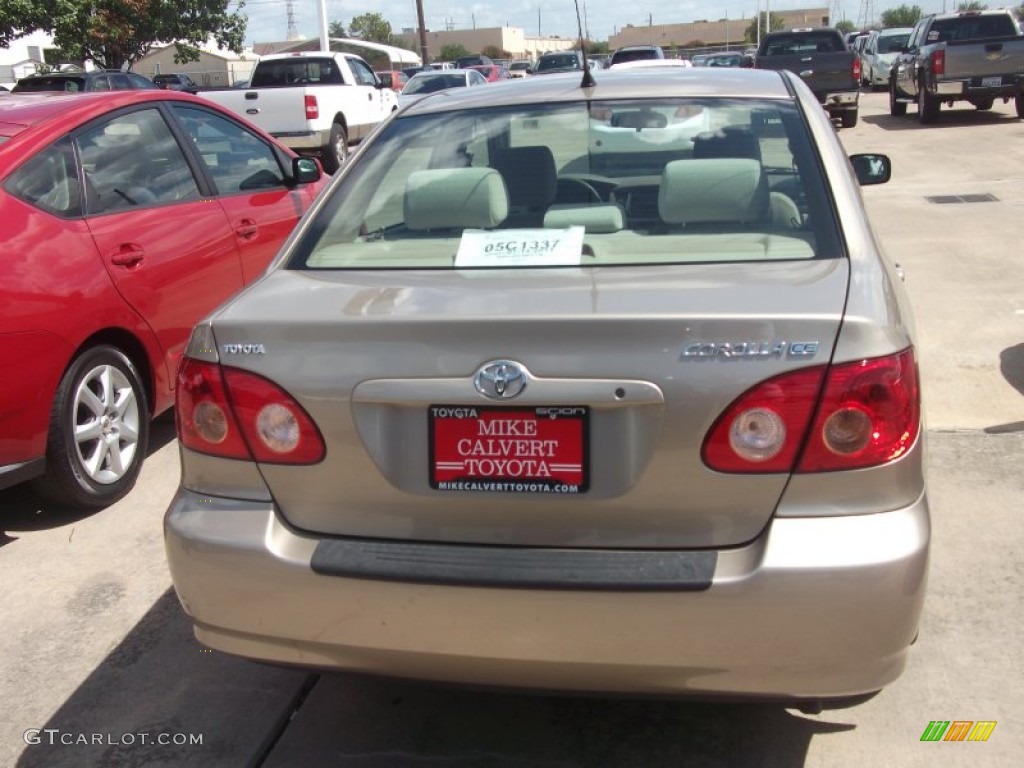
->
(574, 0, 595, 88)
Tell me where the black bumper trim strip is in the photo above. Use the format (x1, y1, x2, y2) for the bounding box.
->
(311, 538, 716, 591)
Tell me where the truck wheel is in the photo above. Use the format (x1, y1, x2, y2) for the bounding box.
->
(918, 87, 939, 124)
(889, 80, 907, 116)
(322, 122, 348, 174)
(841, 110, 859, 129)
(974, 98, 994, 111)
(32, 345, 150, 509)
(1015, 93, 1024, 118)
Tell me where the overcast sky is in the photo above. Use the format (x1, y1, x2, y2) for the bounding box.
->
(235, 1, 952, 47)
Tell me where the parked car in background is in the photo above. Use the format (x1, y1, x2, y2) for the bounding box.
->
(890, 9, 1024, 123)
(375, 69, 410, 92)
(508, 60, 533, 78)
(0, 90, 325, 507)
(703, 51, 754, 68)
(608, 58, 693, 71)
(13, 70, 158, 93)
(859, 28, 913, 89)
(398, 69, 488, 106)
(848, 31, 869, 51)
(455, 54, 494, 69)
(165, 67, 928, 712)
(468, 64, 512, 82)
(533, 50, 586, 75)
(608, 45, 665, 67)
(199, 51, 397, 173)
(690, 54, 710, 66)
(152, 73, 200, 93)
(755, 28, 861, 127)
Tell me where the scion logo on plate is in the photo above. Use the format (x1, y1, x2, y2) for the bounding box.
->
(474, 360, 529, 400)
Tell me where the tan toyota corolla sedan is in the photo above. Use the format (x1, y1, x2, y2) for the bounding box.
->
(165, 67, 928, 710)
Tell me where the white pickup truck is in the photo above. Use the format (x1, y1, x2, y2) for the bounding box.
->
(202, 51, 397, 172)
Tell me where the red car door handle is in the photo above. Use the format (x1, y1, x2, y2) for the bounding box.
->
(110, 245, 145, 267)
(236, 220, 259, 240)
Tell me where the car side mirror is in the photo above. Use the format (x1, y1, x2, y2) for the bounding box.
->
(293, 157, 322, 185)
(850, 153, 891, 185)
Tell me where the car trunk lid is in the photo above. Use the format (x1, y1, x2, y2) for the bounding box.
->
(208, 260, 848, 549)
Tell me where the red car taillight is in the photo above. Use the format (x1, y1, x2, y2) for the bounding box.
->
(797, 348, 919, 472)
(702, 348, 919, 474)
(304, 94, 319, 120)
(176, 359, 325, 464)
(853, 56, 862, 82)
(929, 50, 945, 76)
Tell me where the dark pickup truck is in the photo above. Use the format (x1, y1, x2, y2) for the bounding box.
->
(889, 10, 1024, 124)
(755, 28, 861, 127)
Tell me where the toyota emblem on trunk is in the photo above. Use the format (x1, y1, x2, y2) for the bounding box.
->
(474, 360, 528, 400)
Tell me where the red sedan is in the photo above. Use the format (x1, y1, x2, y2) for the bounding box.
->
(467, 64, 511, 82)
(0, 90, 326, 507)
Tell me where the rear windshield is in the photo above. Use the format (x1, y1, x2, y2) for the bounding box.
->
(251, 59, 343, 87)
(403, 74, 465, 94)
(763, 33, 845, 56)
(611, 49, 661, 65)
(926, 15, 1017, 43)
(876, 33, 911, 53)
(536, 54, 581, 72)
(291, 98, 842, 271)
(14, 76, 87, 93)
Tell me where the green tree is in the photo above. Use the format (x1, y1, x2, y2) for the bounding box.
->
(881, 5, 923, 28)
(439, 43, 469, 61)
(481, 45, 511, 59)
(745, 12, 785, 44)
(328, 20, 347, 38)
(348, 12, 392, 44)
(956, 2, 987, 9)
(0, 0, 246, 70)
(835, 20, 857, 35)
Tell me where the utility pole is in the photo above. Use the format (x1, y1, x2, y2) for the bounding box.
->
(316, 0, 328, 50)
(415, 0, 428, 66)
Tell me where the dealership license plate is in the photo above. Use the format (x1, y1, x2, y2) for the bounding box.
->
(981, 76, 1002, 87)
(429, 405, 588, 493)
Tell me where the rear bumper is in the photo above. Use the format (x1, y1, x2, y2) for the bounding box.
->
(933, 77, 1024, 98)
(822, 90, 859, 110)
(164, 489, 929, 700)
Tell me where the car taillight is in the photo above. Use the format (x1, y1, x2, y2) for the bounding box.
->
(797, 348, 919, 472)
(703, 367, 825, 473)
(702, 348, 919, 474)
(176, 359, 325, 464)
(929, 50, 944, 76)
(305, 94, 319, 120)
(853, 56, 862, 81)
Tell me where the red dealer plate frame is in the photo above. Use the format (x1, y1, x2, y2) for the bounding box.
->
(429, 405, 589, 493)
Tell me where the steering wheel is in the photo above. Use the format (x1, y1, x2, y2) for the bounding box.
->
(556, 177, 603, 204)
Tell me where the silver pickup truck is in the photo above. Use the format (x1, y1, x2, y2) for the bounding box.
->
(890, 9, 1024, 123)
